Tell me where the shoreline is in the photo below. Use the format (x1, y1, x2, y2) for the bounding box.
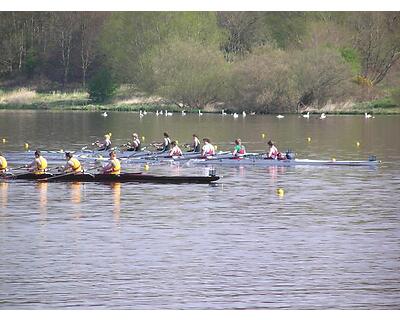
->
(0, 88, 399, 114)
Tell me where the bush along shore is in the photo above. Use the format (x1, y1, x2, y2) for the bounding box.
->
(0, 87, 399, 114)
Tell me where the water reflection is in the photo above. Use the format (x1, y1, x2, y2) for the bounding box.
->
(267, 165, 286, 183)
(71, 182, 82, 219)
(0, 181, 8, 210)
(36, 182, 48, 220)
(112, 182, 121, 223)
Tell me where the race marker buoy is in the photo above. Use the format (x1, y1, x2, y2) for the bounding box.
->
(2, 138, 6, 143)
(142, 136, 145, 141)
(307, 137, 311, 142)
(215, 145, 218, 150)
(24, 143, 29, 150)
(276, 188, 285, 197)
(356, 141, 360, 147)
(262, 133, 266, 139)
(144, 164, 150, 171)
(332, 158, 336, 162)
(176, 140, 179, 145)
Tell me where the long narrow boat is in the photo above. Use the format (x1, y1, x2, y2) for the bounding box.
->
(3, 172, 219, 184)
(190, 156, 380, 167)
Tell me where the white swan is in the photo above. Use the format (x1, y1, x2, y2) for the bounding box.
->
(101, 112, 108, 117)
(181, 110, 186, 116)
(198, 110, 203, 116)
(242, 111, 247, 117)
(222, 109, 227, 116)
(319, 113, 327, 119)
(276, 115, 284, 119)
(365, 112, 372, 119)
(233, 113, 239, 118)
(302, 112, 310, 119)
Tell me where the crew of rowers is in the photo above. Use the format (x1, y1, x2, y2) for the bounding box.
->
(0, 134, 283, 177)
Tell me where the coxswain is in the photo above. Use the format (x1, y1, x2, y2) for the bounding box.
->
(102, 150, 121, 175)
(95, 134, 112, 151)
(169, 141, 183, 157)
(62, 152, 83, 174)
(127, 133, 141, 151)
(0, 152, 8, 174)
(27, 150, 48, 174)
(232, 138, 246, 157)
(189, 134, 201, 153)
(155, 132, 171, 152)
(201, 138, 216, 157)
(266, 140, 281, 160)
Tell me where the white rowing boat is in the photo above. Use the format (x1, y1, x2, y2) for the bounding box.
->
(189, 156, 380, 167)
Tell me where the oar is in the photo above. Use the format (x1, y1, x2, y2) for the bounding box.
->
(38, 171, 76, 182)
(9, 165, 28, 171)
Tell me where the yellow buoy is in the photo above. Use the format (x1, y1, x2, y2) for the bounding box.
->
(356, 141, 360, 147)
(332, 158, 336, 162)
(108, 132, 112, 137)
(261, 133, 266, 139)
(142, 136, 145, 141)
(2, 138, 6, 143)
(24, 143, 29, 149)
(276, 188, 285, 197)
(215, 145, 218, 150)
(307, 137, 311, 142)
(176, 140, 179, 145)
(59, 149, 63, 153)
(144, 164, 150, 171)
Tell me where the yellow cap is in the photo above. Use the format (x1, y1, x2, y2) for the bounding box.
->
(276, 188, 285, 197)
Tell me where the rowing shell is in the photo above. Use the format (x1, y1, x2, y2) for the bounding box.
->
(3, 172, 220, 184)
(190, 157, 380, 167)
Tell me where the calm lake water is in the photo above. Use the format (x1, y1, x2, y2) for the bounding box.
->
(0, 110, 399, 309)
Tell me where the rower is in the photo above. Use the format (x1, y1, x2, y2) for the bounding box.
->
(232, 138, 246, 157)
(266, 140, 283, 160)
(155, 132, 171, 152)
(95, 134, 112, 151)
(0, 152, 8, 174)
(102, 150, 121, 175)
(189, 134, 201, 153)
(201, 138, 216, 157)
(169, 141, 183, 157)
(27, 150, 48, 174)
(62, 152, 83, 174)
(127, 133, 141, 151)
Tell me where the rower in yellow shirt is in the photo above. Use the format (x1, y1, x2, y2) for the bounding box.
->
(102, 150, 121, 175)
(62, 152, 83, 174)
(0, 152, 8, 174)
(27, 150, 48, 174)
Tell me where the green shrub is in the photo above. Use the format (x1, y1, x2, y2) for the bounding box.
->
(391, 88, 400, 106)
(88, 68, 117, 103)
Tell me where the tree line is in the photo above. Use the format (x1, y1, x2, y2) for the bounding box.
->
(1, 12, 399, 111)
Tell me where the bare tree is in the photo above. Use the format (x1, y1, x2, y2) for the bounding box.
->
(352, 12, 400, 85)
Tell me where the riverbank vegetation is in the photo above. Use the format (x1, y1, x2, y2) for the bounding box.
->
(1, 12, 399, 113)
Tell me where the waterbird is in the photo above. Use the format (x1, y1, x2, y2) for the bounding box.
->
(198, 110, 203, 116)
(250, 111, 256, 115)
(365, 112, 372, 119)
(156, 110, 160, 116)
(276, 115, 284, 119)
(319, 113, 327, 119)
(221, 109, 227, 116)
(233, 113, 239, 118)
(139, 110, 144, 118)
(101, 112, 108, 117)
(165, 111, 173, 116)
(242, 111, 247, 117)
(302, 112, 310, 119)
(181, 110, 186, 116)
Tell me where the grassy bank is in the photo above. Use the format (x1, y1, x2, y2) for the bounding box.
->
(1, 87, 399, 114)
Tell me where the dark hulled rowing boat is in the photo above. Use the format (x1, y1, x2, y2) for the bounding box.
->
(3, 172, 219, 184)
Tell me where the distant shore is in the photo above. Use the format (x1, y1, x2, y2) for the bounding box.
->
(1, 87, 399, 114)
